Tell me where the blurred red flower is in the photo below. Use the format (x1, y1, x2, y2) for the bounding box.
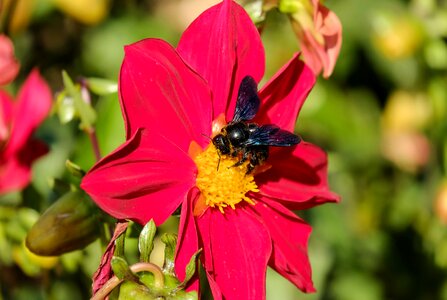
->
(81, 0, 339, 298)
(0, 70, 52, 194)
(0, 35, 20, 86)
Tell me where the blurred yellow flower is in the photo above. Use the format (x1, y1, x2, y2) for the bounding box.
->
(382, 90, 431, 132)
(372, 12, 424, 59)
(435, 181, 447, 225)
(12, 241, 58, 276)
(381, 90, 432, 173)
(53, 0, 109, 25)
(0, 0, 34, 33)
(23, 241, 58, 268)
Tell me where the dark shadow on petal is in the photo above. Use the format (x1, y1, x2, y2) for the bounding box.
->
(256, 146, 321, 186)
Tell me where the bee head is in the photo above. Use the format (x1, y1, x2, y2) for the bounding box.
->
(212, 134, 231, 155)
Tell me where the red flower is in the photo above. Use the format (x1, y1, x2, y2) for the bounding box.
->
(0, 70, 52, 194)
(81, 0, 339, 298)
(0, 35, 20, 86)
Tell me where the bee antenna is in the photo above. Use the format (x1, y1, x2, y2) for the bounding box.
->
(201, 133, 212, 141)
(216, 150, 221, 171)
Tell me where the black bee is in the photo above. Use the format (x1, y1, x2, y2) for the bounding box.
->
(212, 75, 301, 174)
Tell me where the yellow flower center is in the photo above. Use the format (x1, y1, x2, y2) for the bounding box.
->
(193, 144, 259, 214)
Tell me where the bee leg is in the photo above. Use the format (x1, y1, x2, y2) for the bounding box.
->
(246, 154, 258, 175)
(246, 147, 268, 175)
(231, 149, 250, 168)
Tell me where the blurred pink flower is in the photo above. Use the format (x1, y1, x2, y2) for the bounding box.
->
(0, 70, 52, 194)
(81, 0, 339, 298)
(273, 0, 342, 78)
(302, 0, 342, 78)
(0, 35, 20, 86)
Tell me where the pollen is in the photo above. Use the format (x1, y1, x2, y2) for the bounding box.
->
(193, 144, 259, 213)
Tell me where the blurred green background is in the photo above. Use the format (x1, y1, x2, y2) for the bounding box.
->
(1, 0, 447, 299)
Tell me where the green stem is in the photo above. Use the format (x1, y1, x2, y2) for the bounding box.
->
(90, 262, 165, 300)
(87, 128, 102, 162)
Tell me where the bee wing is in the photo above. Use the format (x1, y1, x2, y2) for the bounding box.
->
(232, 76, 260, 122)
(246, 125, 301, 146)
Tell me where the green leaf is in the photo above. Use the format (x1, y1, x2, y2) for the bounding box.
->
(65, 160, 86, 178)
(160, 233, 177, 275)
(62, 70, 97, 131)
(86, 77, 118, 95)
(111, 256, 138, 282)
(139, 219, 156, 263)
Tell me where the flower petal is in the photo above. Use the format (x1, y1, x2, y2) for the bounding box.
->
(257, 142, 339, 210)
(249, 199, 315, 293)
(255, 53, 315, 132)
(0, 90, 14, 141)
(175, 188, 199, 290)
(81, 128, 196, 225)
(119, 39, 212, 149)
(295, 0, 342, 78)
(177, 0, 265, 121)
(0, 34, 20, 86)
(5, 70, 52, 155)
(196, 206, 272, 300)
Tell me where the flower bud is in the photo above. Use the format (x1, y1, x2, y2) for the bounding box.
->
(118, 281, 156, 300)
(25, 190, 101, 256)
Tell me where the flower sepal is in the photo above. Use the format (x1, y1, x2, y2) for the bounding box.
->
(139, 219, 157, 263)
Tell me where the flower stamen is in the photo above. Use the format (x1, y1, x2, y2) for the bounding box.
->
(193, 144, 259, 214)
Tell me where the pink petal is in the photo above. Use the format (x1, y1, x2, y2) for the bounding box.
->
(175, 187, 199, 289)
(177, 0, 265, 121)
(0, 35, 20, 86)
(317, 4, 342, 78)
(0, 155, 29, 194)
(249, 199, 315, 292)
(119, 39, 212, 149)
(257, 142, 339, 210)
(5, 70, 52, 155)
(204, 268, 223, 300)
(0, 90, 14, 141)
(0, 139, 47, 194)
(81, 129, 197, 225)
(255, 53, 315, 132)
(196, 206, 272, 300)
(300, 1, 342, 78)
